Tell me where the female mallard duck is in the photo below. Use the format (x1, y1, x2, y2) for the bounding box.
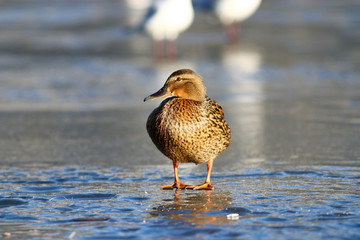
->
(144, 69, 231, 190)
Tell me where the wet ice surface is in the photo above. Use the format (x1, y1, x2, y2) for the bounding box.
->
(1, 164, 359, 239)
(1, 0, 360, 239)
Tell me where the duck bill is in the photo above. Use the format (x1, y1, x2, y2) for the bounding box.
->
(144, 87, 171, 102)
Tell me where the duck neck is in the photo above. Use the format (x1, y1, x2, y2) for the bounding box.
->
(184, 81, 206, 102)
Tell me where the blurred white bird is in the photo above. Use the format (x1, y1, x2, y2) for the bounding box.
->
(139, 0, 194, 60)
(215, 0, 261, 43)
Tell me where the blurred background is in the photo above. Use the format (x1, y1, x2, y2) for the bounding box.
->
(0, 0, 358, 111)
(0, 0, 359, 166)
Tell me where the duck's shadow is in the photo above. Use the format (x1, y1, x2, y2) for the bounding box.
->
(150, 190, 235, 225)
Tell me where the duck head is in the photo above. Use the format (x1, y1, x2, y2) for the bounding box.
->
(144, 69, 207, 102)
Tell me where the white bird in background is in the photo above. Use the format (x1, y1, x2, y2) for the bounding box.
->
(215, 0, 262, 43)
(140, 0, 194, 60)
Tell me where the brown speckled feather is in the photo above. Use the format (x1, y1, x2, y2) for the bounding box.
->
(146, 96, 231, 164)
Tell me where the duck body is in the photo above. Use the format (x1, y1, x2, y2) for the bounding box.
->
(144, 69, 231, 190)
(147, 96, 230, 165)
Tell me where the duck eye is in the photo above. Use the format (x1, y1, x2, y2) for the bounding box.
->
(175, 77, 182, 82)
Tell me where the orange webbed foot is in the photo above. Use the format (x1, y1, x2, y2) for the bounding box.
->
(161, 181, 188, 190)
(186, 182, 214, 190)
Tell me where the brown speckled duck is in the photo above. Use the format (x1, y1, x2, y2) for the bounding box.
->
(144, 69, 231, 190)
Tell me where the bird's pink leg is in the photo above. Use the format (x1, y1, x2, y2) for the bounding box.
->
(166, 40, 177, 59)
(153, 40, 164, 61)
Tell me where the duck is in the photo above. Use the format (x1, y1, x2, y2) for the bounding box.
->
(144, 69, 231, 190)
(140, 0, 194, 59)
(215, 0, 262, 43)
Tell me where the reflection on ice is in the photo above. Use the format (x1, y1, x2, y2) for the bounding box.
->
(220, 44, 265, 163)
(151, 190, 234, 225)
(221, 44, 263, 102)
(222, 46, 262, 74)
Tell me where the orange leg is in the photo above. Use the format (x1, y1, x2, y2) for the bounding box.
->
(161, 161, 188, 190)
(186, 159, 215, 190)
